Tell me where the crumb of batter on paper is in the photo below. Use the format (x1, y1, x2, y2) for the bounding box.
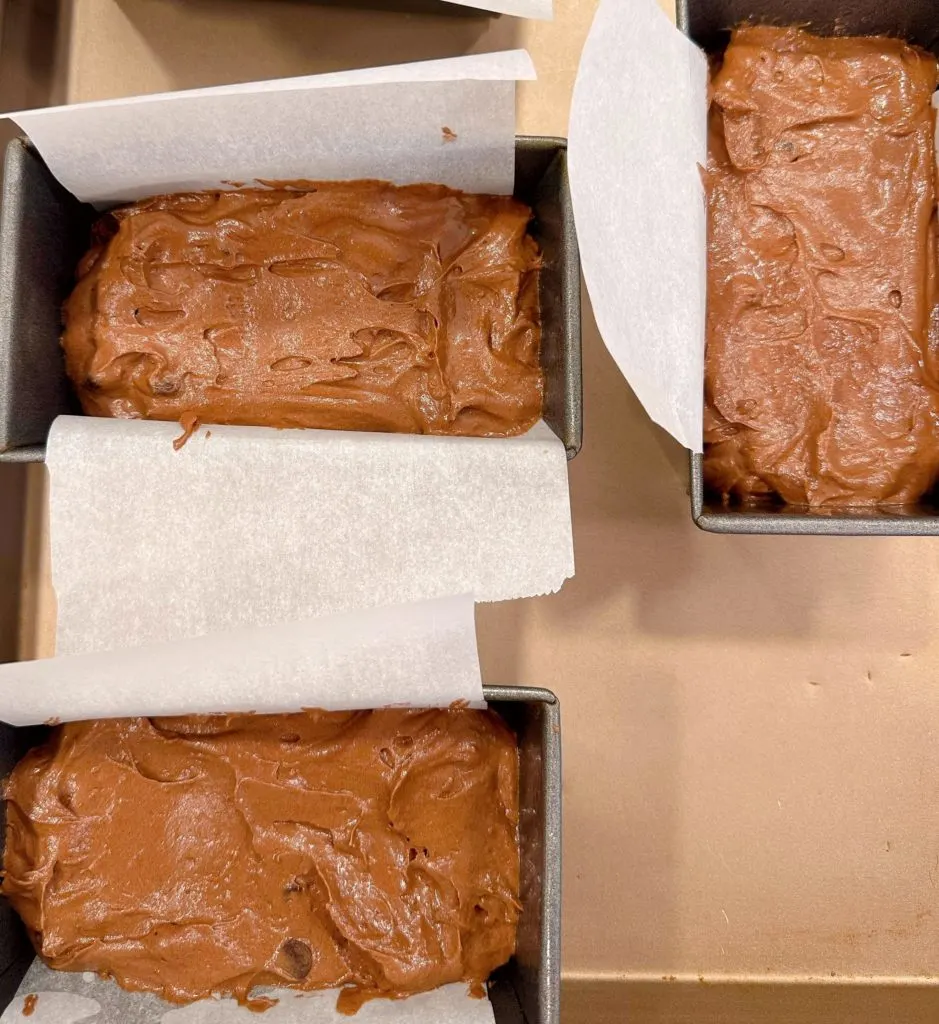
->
(173, 412, 201, 451)
(336, 986, 372, 1016)
(449, 698, 470, 710)
(22, 993, 38, 1017)
(441, 126, 458, 142)
(43, 717, 60, 727)
(205, 429, 212, 439)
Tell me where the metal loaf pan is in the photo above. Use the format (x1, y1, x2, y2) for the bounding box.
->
(0, 137, 581, 463)
(0, 685, 561, 1024)
(680, 0, 939, 535)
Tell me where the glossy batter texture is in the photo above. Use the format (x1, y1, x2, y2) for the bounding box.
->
(704, 27, 939, 506)
(62, 183, 543, 437)
(2, 709, 519, 1011)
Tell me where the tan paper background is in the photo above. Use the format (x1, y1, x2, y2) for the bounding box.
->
(6, 0, 939, 1019)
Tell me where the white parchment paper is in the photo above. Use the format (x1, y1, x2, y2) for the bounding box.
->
(0, 594, 481, 726)
(47, 417, 573, 655)
(454, 0, 550, 18)
(0, 968, 493, 1024)
(568, 0, 708, 451)
(6, 51, 536, 202)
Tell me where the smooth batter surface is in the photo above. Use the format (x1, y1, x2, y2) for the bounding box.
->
(62, 183, 543, 437)
(2, 709, 519, 1011)
(704, 27, 939, 506)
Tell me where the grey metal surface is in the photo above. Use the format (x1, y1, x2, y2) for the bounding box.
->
(514, 138, 583, 459)
(0, 139, 87, 457)
(0, 688, 561, 1024)
(677, 0, 939, 52)
(484, 685, 562, 1024)
(0, 722, 44, 1012)
(679, 0, 939, 535)
(0, 137, 582, 463)
(690, 455, 939, 536)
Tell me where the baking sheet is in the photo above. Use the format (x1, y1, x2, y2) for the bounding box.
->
(568, 0, 707, 451)
(0, 593, 482, 724)
(12, 0, 939, 1005)
(47, 417, 573, 655)
(4, 50, 536, 202)
(0, 970, 493, 1024)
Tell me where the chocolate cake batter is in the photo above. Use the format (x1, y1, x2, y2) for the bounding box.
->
(704, 27, 939, 506)
(62, 183, 543, 437)
(2, 709, 519, 1011)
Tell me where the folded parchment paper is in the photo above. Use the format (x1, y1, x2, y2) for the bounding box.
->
(568, 0, 707, 451)
(6, 51, 536, 202)
(47, 418, 572, 654)
(0, 594, 482, 724)
(447, 0, 552, 21)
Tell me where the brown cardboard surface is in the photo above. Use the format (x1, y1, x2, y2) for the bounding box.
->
(561, 978, 939, 1023)
(10, 0, 939, 1018)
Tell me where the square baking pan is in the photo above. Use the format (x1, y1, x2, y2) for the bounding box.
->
(0, 684, 561, 1024)
(0, 136, 581, 464)
(679, 0, 939, 535)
